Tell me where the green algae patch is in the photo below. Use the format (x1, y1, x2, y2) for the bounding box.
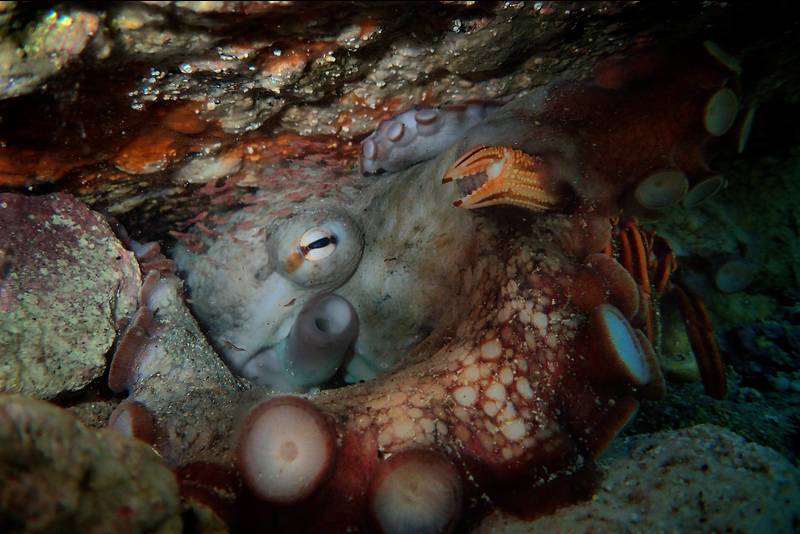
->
(0, 193, 141, 399)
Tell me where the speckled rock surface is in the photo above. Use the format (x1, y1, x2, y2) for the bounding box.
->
(0, 394, 181, 533)
(67, 400, 118, 429)
(0, 193, 140, 399)
(477, 424, 800, 533)
(627, 376, 800, 463)
(0, 6, 102, 100)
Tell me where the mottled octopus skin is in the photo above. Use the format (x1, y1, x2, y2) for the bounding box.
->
(107, 260, 249, 468)
(226, 213, 649, 532)
(107, 43, 739, 531)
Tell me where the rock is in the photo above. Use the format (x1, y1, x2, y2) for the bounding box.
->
(0, 193, 140, 399)
(731, 307, 800, 392)
(477, 424, 800, 533)
(0, 394, 181, 532)
(4, 0, 791, 236)
(67, 400, 118, 429)
(0, 8, 102, 100)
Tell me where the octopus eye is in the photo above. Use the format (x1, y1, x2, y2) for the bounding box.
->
(300, 228, 338, 261)
(269, 210, 363, 289)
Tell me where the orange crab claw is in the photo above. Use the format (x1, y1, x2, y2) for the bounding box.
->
(442, 146, 564, 210)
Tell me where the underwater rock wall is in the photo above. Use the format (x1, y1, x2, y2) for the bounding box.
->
(0, 1, 796, 233)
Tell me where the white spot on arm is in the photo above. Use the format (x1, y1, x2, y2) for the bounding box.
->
(486, 382, 507, 402)
(515, 378, 534, 400)
(453, 386, 478, 407)
(499, 366, 514, 385)
(501, 419, 527, 441)
(480, 338, 503, 361)
(532, 311, 548, 330)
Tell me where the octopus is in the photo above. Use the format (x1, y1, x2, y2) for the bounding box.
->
(106, 42, 746, 532)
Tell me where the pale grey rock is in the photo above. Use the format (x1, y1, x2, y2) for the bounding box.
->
(477, 424, 800, 533)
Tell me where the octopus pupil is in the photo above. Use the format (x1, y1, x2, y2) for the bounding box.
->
(308, 235, 337, 250)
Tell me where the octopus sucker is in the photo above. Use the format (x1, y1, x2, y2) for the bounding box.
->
(96, 41, 740, 530)
(237, 396, 336, 504)
(360, 102, 500, 175)
(633, 169, 690, 210)
(108, 306, 155, 394)
(579, 304, 652, 389)
(573, 253, 640, 319)
(703, 40, 743, 76)
(682, 173, 725, 209)
(367, 449, 463, 534)
(735, 106, 757, 154)
(634, 330, 667, 401)
(107, 398, 158, 446)
(704, 87, 740, 136)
